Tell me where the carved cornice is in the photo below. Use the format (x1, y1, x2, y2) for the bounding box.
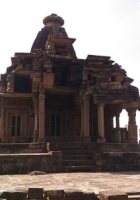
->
(122, 101, 140, 109)
(4, 98, 32, 106)
(93, 96, 115, 104)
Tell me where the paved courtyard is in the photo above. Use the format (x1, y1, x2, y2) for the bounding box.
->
(0, 172, 140, 194)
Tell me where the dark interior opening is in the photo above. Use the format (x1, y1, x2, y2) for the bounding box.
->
(55, 44, 67, 55)
(111, 76, 116, 82)
(14, 75, 32, 93)
(51, 114, 61, 136)
(88, 75, 97, 85)
(60, 66, 69, 86)
(11, 116, 21, 136)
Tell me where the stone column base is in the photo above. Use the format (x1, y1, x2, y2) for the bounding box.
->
(128, 137, 137, 143)
(97, 137, 106, 143)
(38, 138, 45, 143)
(83, 136, 91, 143)
(33, 130, 39, 143)
(80, 136, 91, 142)
(128, 124, 137, 143)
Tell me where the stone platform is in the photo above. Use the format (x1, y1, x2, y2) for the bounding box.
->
(0, 172, 140, 195)
(1, 142, 140, 174)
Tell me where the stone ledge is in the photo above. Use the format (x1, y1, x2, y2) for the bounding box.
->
(28, 188, 44, 199)
(99, 190, 128, 200)
(0, 189, 98, 200)
(0, 191, 27, 200)
(44, 190, 64, 198)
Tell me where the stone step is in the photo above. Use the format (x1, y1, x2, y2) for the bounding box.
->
(88, 143, 140, 152)
(65, 165, 94, 172)
(47, 142, 87, 151)
(62, 159, 93, 166)
(62, 150, 91, 155)
(60, 146, 87, 150)
(128, 194, 140, 200)
(128, 192, 140, 200)
(62, 155, 92, 160)
(0, 143, 47, 153)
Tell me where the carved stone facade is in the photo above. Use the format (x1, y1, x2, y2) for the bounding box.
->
(0, 13, 139, 143)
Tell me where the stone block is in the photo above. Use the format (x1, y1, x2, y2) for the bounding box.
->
(83, 192, 98, 200)
(44, 190, 64, 198)
(28, 188, 44, 199)
(66, 198, 84, 200)
(31, 72, 42, 78)
(33, 77, 42, 82)
(99, 190, 128, 200)
(97, 137, 106, 143)
(0, 191, 27, 200)
(49, 151, 62, 157)
(27, 198, 44, 200)
(43, 72, 54, 86)
(65, 190, 83, 197)
(0, 85, 6, 92)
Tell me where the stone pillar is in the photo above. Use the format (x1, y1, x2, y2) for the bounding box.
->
(38, 93, 45, 142)
(80, 102, 84, 139)
(121, 129, 128, 143)
(83, 95, 90, 142)
(97, 103, 106, 142)
(127, 108, 137, 143)
(104, 109, 114, 142)
(34, 107, 39, 142)
(116, 113, 120, 128)
(6, 74, 14, 93)
(1, 106, 5, 142)
(33, 95, 39, 142)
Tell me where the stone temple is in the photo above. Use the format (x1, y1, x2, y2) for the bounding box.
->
(0, 13, 140, 174)
(0, 13, 139, 144)
(1, 14, 140, 199)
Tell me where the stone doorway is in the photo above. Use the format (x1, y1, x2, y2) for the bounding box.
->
(50, 113, 61, 136)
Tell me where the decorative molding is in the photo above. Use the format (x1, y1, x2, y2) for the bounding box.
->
(4, 98, 31, 106)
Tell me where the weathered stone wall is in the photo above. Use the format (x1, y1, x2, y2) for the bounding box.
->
(1, 151, 140, 174)
(0, 151, 62, 174)
(88, 143, 140, 171)
(93, 152, 140, 171)
(0, 143, 47, 153)
(88, 143, 140, 152)
(1, 143, 140, 174)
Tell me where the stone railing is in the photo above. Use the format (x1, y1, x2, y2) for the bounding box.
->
(0, 135, 32, 143)
(111, 128, 128, 143)
(92, 152, 140, 171)
(0, 151, 62, 174)
(0, 143, 47, 153)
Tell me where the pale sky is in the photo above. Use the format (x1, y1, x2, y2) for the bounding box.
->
(0, 0, 140, 129)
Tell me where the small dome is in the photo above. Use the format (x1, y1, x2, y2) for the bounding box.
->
(43, 13, 64, 26)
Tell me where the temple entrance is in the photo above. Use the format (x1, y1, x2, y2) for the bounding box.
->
(50, 113, 61, 136)
(11, 116, 21, 136)
(90, 117, 98, 142)
(45, 93, 77, 141)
